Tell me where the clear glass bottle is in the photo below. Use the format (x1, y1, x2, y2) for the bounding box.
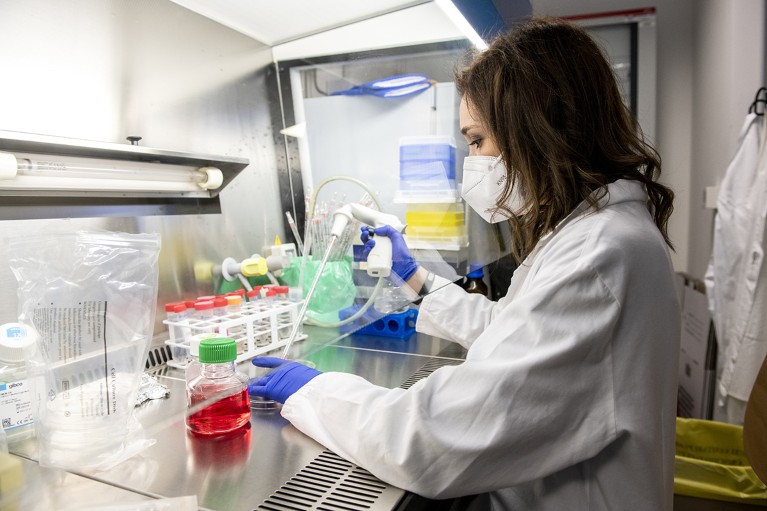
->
(185, 333, 218, 389)
(186, 337, 250, 436)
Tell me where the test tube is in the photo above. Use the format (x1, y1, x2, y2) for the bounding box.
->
(274, 286, 293, 339)
(245, 287, 270, 347)
(193, 300, 215, 330)
(213, 296, 228, 317)
(210, 296, 228, 337)
(245, 289, 258, 303)
(225, 294, 243, 314)
(264, 286, 279, 305)
(224, 294, 245, 353)
(246, 286, 263, 309)
(274, 285, 290, 301)
(164, 302, 187, 341)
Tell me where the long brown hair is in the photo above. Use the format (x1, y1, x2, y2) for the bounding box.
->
(455, 17, 674, 262)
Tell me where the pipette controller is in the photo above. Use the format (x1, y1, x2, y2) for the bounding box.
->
(331, 203, 406, 278)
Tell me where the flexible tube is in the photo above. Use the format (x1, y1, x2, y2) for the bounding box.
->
(299, 175, 385, 328)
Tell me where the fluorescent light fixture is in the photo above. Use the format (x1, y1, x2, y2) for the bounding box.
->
(434, 0, 488, 50)
(0, 151, 224, 198)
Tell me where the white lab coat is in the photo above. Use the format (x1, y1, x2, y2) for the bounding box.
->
(282, 180, 680, 511)
(704, 113, 767, 423)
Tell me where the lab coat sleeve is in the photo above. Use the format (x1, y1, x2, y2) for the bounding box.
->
(281, 256, 621, 499)
(415, 274, 501, 349)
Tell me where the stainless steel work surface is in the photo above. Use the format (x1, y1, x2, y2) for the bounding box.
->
(6, 455, 155, 510)
(12, 332, 463, 511)
(296, 325, 465, 361)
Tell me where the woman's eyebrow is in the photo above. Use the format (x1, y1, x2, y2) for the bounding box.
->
(460, 124, 479, 136)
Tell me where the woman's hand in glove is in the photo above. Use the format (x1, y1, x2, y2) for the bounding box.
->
(249, 357, 322, 403)
(360, 225, 419, 282)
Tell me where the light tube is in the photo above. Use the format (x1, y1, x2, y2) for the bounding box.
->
(0, 151, 223, 196)
(434, 0, 488, 51)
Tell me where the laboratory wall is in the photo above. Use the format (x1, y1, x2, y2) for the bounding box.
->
(0, 0, 285, 344)
(688, 1, 766, 278)
(1, 0, 764, 346)
(534, 0, 767, 277)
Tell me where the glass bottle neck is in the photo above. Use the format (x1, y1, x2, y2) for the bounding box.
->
(201, 361, 236, 378)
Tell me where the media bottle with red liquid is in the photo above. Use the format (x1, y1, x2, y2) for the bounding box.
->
(186, 337, 251, 435)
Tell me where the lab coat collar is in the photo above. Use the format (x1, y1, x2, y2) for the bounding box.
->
(533, 179, 647, 250)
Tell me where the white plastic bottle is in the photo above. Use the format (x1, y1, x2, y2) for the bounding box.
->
(0, 323, 40, 443)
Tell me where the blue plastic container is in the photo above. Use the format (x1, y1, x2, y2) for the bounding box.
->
(339, 305, 418, 338)
(399, 136, 456, 187)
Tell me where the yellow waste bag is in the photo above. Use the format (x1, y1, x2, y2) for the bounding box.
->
(675, 417, 767, 504)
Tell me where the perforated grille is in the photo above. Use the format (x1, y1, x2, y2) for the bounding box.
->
(435, 343, 468, 360)
(254, 450, 394, 511)
(399, 357, 463, 390)
(144, 344, 172, 370)
(398, 344, 465, 390)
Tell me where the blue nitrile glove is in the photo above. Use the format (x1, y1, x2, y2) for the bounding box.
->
(249, 357, 322, 404)
(360, 225, 419, 282)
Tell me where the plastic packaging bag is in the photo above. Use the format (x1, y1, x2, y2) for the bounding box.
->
(281, 256, 356, 321)
(8, 231, 161, 470)
(675, 417, 767, 504)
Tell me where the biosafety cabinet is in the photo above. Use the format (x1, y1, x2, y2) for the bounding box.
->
(0, 0, 653, 339)
(0, 2, 658, 510)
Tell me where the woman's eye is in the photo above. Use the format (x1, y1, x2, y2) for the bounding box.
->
(468, 137, 482, 148)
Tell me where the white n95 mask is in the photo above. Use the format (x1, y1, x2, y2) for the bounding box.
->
(461, 155, 524, 223)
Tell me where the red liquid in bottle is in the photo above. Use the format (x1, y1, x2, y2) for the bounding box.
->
(187, 388, 250, 435)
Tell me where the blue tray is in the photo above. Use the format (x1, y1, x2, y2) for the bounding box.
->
(339, 305, 418, 338)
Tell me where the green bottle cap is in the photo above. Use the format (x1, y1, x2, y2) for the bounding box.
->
(198, 337, 237, 364)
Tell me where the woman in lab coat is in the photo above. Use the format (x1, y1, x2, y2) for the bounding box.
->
(250, 17, 680, 511)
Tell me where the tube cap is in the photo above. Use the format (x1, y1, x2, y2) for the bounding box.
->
(0, 323, 37, 362)
(225, 295, 242, 306)
(165, 302, 186, 312)
(194, 300, 214, 311)
(199, 337, 237, 363)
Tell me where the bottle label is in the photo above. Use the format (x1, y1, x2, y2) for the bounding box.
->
(0, 378, 33, 430)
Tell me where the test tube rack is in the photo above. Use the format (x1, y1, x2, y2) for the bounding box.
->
(163, 299, 307, 368)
